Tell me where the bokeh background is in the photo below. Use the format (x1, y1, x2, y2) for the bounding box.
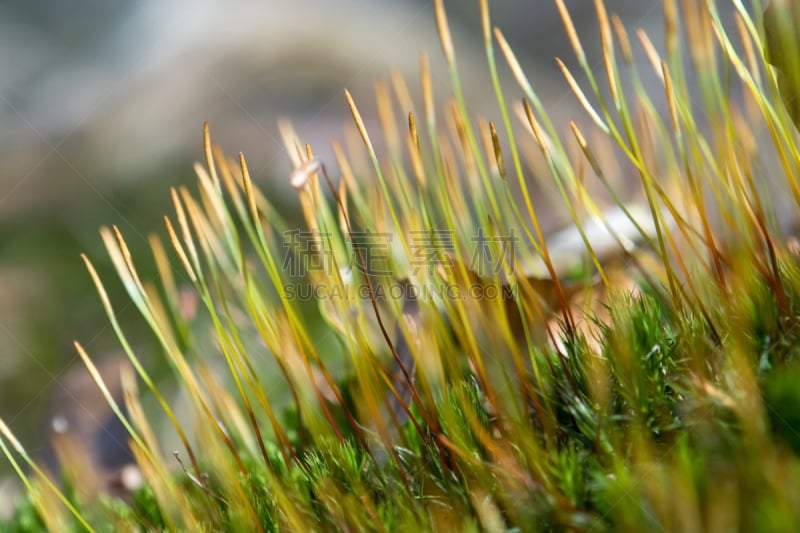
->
(0, 0, 661, 491)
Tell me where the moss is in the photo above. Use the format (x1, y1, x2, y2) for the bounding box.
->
(5, 0, 800, 530)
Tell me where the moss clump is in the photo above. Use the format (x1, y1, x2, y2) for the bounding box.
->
(5, 0, 800, 530)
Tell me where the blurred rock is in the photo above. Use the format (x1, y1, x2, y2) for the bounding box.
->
(42, 353, 139, 499)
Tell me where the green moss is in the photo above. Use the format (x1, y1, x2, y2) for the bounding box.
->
(5, 0, 800, 531)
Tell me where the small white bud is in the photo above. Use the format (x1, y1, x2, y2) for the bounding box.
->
(51, 416, 69, 434)
(339, 266, 353, 285)
(289, 159, 321, 190)
(119, 464, 144, 491)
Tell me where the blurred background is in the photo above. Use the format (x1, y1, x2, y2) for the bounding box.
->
(0, 0, 662, 494)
